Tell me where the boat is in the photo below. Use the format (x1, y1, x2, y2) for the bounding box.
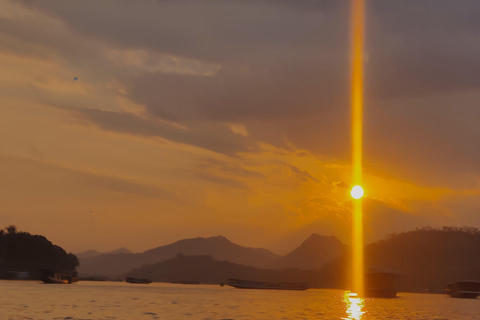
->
(364, 269, 399, 298)
(80, 276, 108, 281)
(40, 269, 78, 284)
(171, 280, 200, 285)
(445, 281, 480, 299)
(227, 278, 309, 290)
(125, 277, 152, 284)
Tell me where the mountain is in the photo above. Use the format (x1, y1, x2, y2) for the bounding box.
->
(76, 247, 132, 260)
(85, 226, 480, 293)
(365, 226, 480, 293)
(78, 236, 280, 277)
(123, 254, 324, 286)
(271, 234, 346, 269)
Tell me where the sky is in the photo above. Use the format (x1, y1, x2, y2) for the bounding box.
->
(1, 0, 480, 255)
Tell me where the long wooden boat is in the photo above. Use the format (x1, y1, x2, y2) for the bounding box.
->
(446, 281, 480, 299)
(125, 277, 152, 284)
(227, 278, 309, 290)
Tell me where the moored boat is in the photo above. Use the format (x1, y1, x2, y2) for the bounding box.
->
(125, 277, 152, 284)
(446, 281, 480, 299)
(227, 278, 309, 290)
(364, 269, 399, 298)
(40, 269, 78, 284)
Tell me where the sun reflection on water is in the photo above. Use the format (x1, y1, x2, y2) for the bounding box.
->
(342, 292, 365, 320)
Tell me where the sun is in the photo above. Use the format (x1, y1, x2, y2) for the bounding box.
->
(351, 185, 364, 199)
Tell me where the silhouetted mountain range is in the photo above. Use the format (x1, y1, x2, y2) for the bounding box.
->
(78, 235, 282, 277)
(76, 247, 132, 260)
(79, 226, 480, 293)
(0, 224, 476, 293)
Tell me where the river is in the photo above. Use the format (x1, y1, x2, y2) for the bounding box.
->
(1, 280, 479, 319)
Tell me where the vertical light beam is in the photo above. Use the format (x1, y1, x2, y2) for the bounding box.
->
(351, 0, 365, 297)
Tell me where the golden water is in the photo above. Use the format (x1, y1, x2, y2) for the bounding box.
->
(1, 281, 479, 319)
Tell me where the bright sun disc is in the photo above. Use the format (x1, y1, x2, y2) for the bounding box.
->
(351, 185, 364, 199)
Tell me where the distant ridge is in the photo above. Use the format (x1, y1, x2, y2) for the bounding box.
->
(76, 247, 132, 260)
(123, 254, 316, 285)
(78, 236, 280, 277)
(272, 233, 345, 269)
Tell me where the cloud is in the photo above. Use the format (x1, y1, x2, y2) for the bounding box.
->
(16, 0, 347, 63)
(287, 165, 319, 183)
(197, 158, 265, 179)
(3, 0, 351, 163)
(332, 180, 349, 191)
(0, 153, 172, 201)
(364, 91, 480, 188)
(18, 0, 480, 101)
(196, 173, 249, 190)
(366, 0, 480, 99)
(7, 0, 480, 196)
(64, 107, 257, 156)
(13, 0, 351, 124)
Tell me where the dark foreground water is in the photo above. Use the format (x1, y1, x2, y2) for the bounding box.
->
(1, 280, 479, 320)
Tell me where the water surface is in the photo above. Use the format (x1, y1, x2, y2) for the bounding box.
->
(1, 280, 479, 319)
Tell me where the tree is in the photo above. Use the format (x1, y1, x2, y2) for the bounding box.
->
(6, 225, 16, 235)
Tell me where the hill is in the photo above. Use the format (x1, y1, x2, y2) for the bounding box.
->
(78, 235, 280, 277)
(365, 226, 480, 292)
(76, 247, 132, 260)
(123, 254, 325, 286)
(0, 225, 79, 278)
(272, 234, 345, 269)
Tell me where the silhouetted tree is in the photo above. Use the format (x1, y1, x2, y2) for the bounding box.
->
(6, 225, 16, 235)
(0, 226, 79, 279)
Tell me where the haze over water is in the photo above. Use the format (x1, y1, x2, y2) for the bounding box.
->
(2, 281, 479, 320)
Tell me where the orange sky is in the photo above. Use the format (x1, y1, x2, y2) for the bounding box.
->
(1, 0, 479, 254)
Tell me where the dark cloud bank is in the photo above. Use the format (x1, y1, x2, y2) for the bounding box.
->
(13, 0, 480, 188)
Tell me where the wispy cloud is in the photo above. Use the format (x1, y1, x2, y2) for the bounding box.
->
(196, 173, 249, 190)
(287, 165, 319, 183)
(64, 107, 257, 156)
(0, 153, 172, 201)
(197, 158, 265, 179)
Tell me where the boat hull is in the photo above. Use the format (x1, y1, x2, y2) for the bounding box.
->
(227, 279, 309, 290)
(125, 277, 152, 284)
(364, 288, 397, 298)
(42, 277, 70, 284)
(450, 292, 479, 299)
(446, 281, 480, 299)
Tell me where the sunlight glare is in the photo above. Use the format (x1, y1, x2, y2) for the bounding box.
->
(343, 292, 365, 320)
(351, 0, 365, 297)
(351, 185, 364, 199)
